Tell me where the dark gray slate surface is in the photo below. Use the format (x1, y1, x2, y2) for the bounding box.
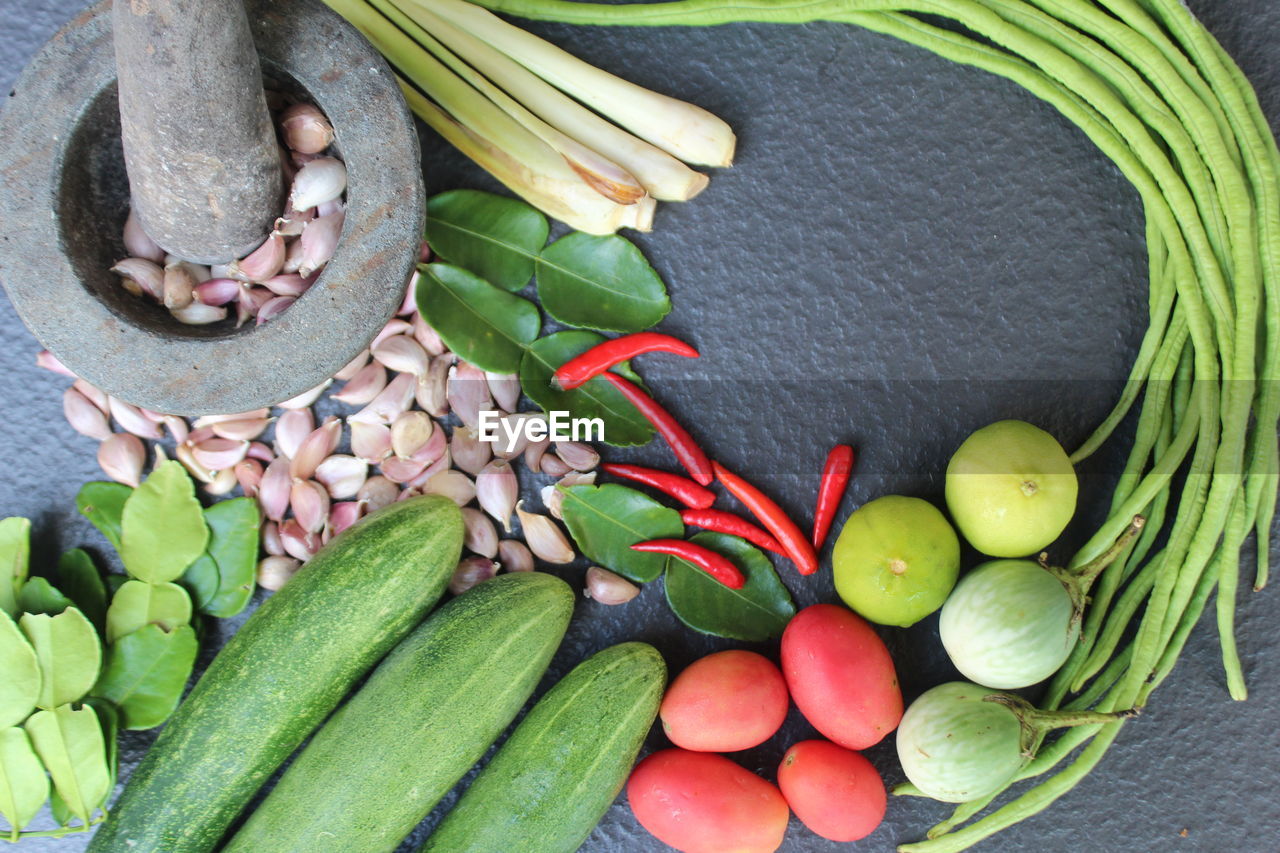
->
(1, 1, 1278, 851)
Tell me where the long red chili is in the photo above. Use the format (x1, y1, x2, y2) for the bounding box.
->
(712, 462, 818, 576)
(680, 509, 785, 556)
(812, 445, 856, 549)
(631, 539, 745, 589)
(553, 332, 700, 390)
(602, 373, 714, 485)
(601, 463, 716, 509)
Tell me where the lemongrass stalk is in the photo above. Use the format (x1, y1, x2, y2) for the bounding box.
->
(427, 0, 736, 167)
(394, 0, 710, 201)
(321, 0, 646, 233)
(369, 0, 647, 204)
(399, 80, 651, 234)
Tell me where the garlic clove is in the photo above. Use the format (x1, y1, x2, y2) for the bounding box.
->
(416, 355, 452, 417)
(235, 285, 271, 327)
(279, 518, 321, 562)
(247, 441, 275, 463)
(35, 350, 76, 378)
(476, 459, 518, 531)
(554, 441, 599, 472)
(108, 397, 164, 440)
(175, 441, 216, 484)
(450, 425, 492, 477)
(371, 318, 413, 351)
(515, 501, 576, 564)
(297, 209, 343, 277)
(539, 453, 571, 478)
(261, 520, 285, 557)
(123, 208, 166, 263)
(234, 458, 264, 497)
(162, 415, 190, 444)
(421, 469, 477, 506)
(160, 262, 195, 310)
(372, 335, 430, 376)
(111, 258, 164, 301)
(258, 456, 292, 522)
(257, 555, 301, 591)
(315, 454, 368, 499)
(71, 380, 110, 413)
(485, 372, 521, 413)
(326, 500, 366, 539)
(584, 566, 640, 605)
(390, 411, 436, 460)
(229, 233, 286, 283)
(191, 437, 250, 471)
(524, 436, 550, 473)
(290, 417, 341, 480)
(280, 102, 335, 155)
(262, 273, 311, 298)
(290, 478, 331, 534)
(331, 362, 388, 406)
(461, 507, 499, 558)
(357, 474, 399, 512)
(273, 408, 314, 459)
(447, 363, 493, 430)
(333, 349, 370, 381)
(380, 455, 430, 485)
(348, 371, 416, 425)
(64, 387, 112, 441)
(204, 467, 239, 496)
(277, 380, 331, 410)
(256, 296, 296, 325)
(211, 417, 272, 442)
(194, 277, 242, 306)
(97, 433, 145, 487)
(497, 539, 535, 573)
(289, 156, 347, 211)
(172, 302, 228, 325)
(397, 273, 419, 317)
(350, 420, 393, 464)
(449, 556, 498, 595)
(412, 313, 446, 356)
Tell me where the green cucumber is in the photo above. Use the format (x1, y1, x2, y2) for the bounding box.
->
(421, 642, 666, 853)
(223, 571, 574, 853)
(87, 496, 463, 853)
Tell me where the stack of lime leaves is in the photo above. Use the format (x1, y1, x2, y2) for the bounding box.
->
(422, 190, 797, 640)
(0, 461, 258, 840)
(463, 1, 1276, 849)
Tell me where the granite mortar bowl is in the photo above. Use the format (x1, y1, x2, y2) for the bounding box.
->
(0, 0, 424, 415)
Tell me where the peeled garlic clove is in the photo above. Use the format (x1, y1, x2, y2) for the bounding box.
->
(192, 437, 250, 471)
(263, 273, 310, 297)
(261, 520, 285, 557)
(327, 500, 366, 538)
(516, 501, 575, 565)
(277, 379, 331, 410)
(497, 539, 535, 573)
(298, 208, 343, 277)
(477, 459, 518, 531)
(229, 232, 286, 283)
(204, 467, 238, 496)
(412, 313, 446, 355)
(357, 475, 399, 512)
(281, 102, 335, 154)
(211, 417, 271, 442)
(108, 396, 164, 440)
(350, 420, 393, 464)
(348, 372, 415, 425)
(315, 454, 368, 499)
(390, 411, 435, 460)
(540, 453, 571, 478)
(450, 426, 491, 477)
(450, 556, 498, 595)
(334, 349, 370, 381)
(447, 363, 492, 431)
(380, 455, 430, 485)
(290, 478, 331, 534)
(371, 319, 413, 351)
(273, 409, 313, 459)
(291, 417, 342, 480)
(332, 362, 387, 406)
(195, 278, 242, 306)
(584, 566, 640, 605)
(372, 335, 430, 376)
(416, 355, 452, 417)
(279, 518, 321, 562)
(485, 372, 521, 413)
(461, 507, 498, 558)
(123, 208, 166, 263)
(111, 258, 164, 301)
(64, 387, 112, 441)
(422, 469, 477, 506)
(289, 156, 347, 211)
(257, 555, 302, 591)
(234, 458, 264, 497)
(98, 433, 145, 487)
(259, 456, 292, 522)
(172, 302, 228, 325)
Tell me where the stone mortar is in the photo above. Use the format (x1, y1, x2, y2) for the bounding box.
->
(0, 0, 424, 415)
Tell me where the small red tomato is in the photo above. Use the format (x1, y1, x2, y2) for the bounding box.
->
(777, 740, 886, 841)
(627, 749, 789, 853)
(660, 650, 789, 752)
(781, 604, 903, 749)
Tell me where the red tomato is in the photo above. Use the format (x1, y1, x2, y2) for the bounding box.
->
(660, 650, 789, 752)
(777, 740, 886, 841)
(627, 749, 789, 853)
(780, 604, 903, 749)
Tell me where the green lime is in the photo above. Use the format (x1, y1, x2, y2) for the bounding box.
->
(832, 495, 960, 627)
(945, 420, 1078, 557)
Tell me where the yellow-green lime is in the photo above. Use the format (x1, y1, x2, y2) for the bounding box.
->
(832, 495, 960, 627)
(945, 420, 1077, 557)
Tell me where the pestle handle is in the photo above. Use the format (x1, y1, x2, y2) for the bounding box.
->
(113, 0, 283, 265)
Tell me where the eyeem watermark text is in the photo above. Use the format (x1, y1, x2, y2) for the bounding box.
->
(477, 410, 604, 453)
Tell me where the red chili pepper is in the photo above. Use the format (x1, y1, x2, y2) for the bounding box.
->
(631, 539, 745, 589)
(713, 462, 818, 576)
(812, 445, 856, 549)
(553, 333, 700, 390)
(601, 463, 716, 509)
(602, 373, 713, 486)
(680, 509, 785, 556)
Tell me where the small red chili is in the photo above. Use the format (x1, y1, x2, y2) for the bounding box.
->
(713, 462, 819, 576)
(812, 445, 856, 549)
(631, 539, 745, 589)
(553, 332, 700, 390)
(680, 509, 785, 556)
(602, 373, 714, 486)
(601, 463, 716, 509)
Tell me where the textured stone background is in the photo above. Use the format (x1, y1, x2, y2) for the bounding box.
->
(1, 0, 1277, 850)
